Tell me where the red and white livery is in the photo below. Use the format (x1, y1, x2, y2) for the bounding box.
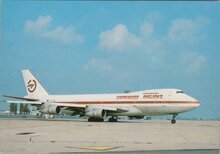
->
(3, 70, 200, 124)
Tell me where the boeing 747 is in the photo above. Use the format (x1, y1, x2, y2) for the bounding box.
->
(3, 70, 200, 124)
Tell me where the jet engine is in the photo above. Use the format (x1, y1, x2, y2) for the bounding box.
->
(40, 104, 61, 115)
(85, 107, 106, 119)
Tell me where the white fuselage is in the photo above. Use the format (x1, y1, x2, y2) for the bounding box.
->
(38, 89, 200, 116)
(5, 70, 199, 122)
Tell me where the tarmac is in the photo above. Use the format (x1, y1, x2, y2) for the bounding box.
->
(0, 119, 219, 153)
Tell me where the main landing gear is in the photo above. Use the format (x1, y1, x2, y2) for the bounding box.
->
(88, 117, 104, 122)
(108, 116, 118, 122)
(171, 114, 177, 124)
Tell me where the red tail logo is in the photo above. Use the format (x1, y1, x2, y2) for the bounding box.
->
(27, 80, 37, 93)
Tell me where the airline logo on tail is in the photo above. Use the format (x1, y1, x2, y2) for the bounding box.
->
(27, 80, 37, 93)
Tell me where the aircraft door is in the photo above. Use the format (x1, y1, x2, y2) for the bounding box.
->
(166, 90, 172, 102)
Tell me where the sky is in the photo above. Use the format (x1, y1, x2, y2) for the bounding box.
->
(0, 1, 219, 119)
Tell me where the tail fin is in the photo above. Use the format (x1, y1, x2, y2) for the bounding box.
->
(22, 70, 48, 98)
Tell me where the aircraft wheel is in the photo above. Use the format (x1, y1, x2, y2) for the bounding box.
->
(171, 119, 176, 124)
(108, 117, 118, 122)
(88, 117, 104, 122)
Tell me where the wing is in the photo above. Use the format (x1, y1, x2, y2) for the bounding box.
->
(50, 102, 86, 108)
(2, 95, 129, 114)
(51, 102, 129, 113)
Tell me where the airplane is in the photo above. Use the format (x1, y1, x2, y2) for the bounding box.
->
(2, 70, 200, 124)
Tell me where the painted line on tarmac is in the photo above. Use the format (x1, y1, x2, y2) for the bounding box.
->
(66, 146, 123, 151)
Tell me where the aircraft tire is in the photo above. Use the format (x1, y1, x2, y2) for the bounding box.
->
(88, 117, 104, 122)
(171, 119, 176, 124)
(108, 117, 118, 122)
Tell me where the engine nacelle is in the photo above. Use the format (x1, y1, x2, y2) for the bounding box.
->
(61, 108, 81, 116)
(40, 104, 61, 115)
(85, 107, 106, 119)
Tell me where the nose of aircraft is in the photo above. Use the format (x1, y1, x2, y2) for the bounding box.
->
(185, 94, 200, 107)
(191, 96, 200, 107)
(194, 99, 200, 107)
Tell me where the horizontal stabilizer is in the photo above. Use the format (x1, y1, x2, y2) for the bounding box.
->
(5, 100, 42, 105)
(2, 95, 39, 101)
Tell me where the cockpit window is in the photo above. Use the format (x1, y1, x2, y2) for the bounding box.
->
(176, 90, 184, 94)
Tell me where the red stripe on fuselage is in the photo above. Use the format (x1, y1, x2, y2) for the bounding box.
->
(54, 101, 200, 105)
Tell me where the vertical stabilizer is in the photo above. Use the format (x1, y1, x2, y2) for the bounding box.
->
(22, 70, 48, 98)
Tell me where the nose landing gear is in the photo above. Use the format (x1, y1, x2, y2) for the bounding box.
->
(171, 119, 176, 124)
(171, 114, 177, 124)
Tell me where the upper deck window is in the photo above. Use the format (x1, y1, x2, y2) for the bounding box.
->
(176, 90, 184, 94)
